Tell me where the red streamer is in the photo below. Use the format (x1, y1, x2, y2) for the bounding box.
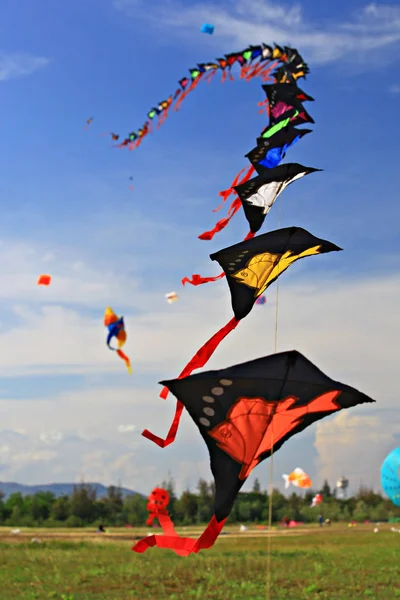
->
(181, 230, 255, 287)
(132, 515, 227, 557)
(198, 164, 255, 241)
(142, 317, 239, 448)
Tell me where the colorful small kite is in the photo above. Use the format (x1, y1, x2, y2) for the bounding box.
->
(84, 117, 93, 130)
(104, 307, 132, 374)
(255, 296, 266, 305)
(108, 43, 300, 152)
(133, 351, 375, 555)
(283, 468, 312, 489)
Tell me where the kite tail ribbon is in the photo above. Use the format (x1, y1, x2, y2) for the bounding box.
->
(141, 317, 240, 448)
(174, 74, 204, 112)
(116, 349, 132, 374)
(182, 230, 255, 287)
(198, 165, 255, 241)
(205, 70, 217, 84)
(132, 515, 227, 557)
(212, 165, 250, 213)
(181, 271, 226, 286)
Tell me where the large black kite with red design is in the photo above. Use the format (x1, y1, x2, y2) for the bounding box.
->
(133, 351, 375, 555)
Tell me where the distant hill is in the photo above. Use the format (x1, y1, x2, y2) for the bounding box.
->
(0, 482, 144, 499)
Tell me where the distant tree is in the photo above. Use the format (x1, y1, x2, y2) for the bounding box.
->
(196, 479, 213, 523)
(321, 480, 332, 498)
(70, 484, 97, 523)
(100, 485, 124, 523)
(252, 478, 261, 494)
(28, 491, 55, 522)
(175, 490, 198, 524)
(353, 500, 369, 522)
(51, 495, 71, 521)
(123, 494, 147, 526)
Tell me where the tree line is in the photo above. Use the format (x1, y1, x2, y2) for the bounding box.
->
(0, 478, 399, 528)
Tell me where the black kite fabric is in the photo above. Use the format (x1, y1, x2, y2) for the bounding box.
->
(160, 350, 376, 522)
(245, 126, 312, 168)
(233, 163, 320, 234)
(210, 226, 342, 320)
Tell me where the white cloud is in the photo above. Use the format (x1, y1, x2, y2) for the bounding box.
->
(314, 410, 400, 495)
(389, 84, 400, 93)
(117, 425, 136, 433)
(0, 52, 50, 82)
(114, 0, 400, 64)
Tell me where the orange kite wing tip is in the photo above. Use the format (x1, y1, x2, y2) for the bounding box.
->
(104, 306, 118, 326)
(37, 274, 51, 286)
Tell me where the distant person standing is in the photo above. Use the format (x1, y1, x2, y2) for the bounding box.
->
(283, 516, 289, 528)
(318, 515, 323, 527)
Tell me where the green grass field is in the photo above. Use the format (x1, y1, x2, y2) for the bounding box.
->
(1, 524, 399, 599)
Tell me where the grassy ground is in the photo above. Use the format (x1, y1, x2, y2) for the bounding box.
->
(0, 524, 399, 599)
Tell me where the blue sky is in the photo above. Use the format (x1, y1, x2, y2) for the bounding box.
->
(0, 0, 399, 497)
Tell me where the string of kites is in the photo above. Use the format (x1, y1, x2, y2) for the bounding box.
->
(87, 43, 379, 555)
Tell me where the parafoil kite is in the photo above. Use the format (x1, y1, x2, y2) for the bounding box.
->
(381, 448, 400, 506)
(104, 307, 132, 374)
(133, 351, 375, 555)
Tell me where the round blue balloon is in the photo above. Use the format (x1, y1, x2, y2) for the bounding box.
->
(381, 447, 400, 506)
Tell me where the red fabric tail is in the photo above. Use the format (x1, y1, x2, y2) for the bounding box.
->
(212, 165, 249, 213)
(158, 512, 178, 537)
(244, 230, 256, 241)
(141, 317, 239, 448)
(240, 64, 250, 78)
(132, 515, 227, 557)
(181, 271, 225, 286)
(198, 164, 255, 241)
(182, 231, 254, 287)
(174, 74, 204, 112)
(212, 163, 255, 213)
(198, 198, 241, 241)
(260, 63, 278, 82)
(156, 109, 170, 129)
(205, 70, 217, 84)
(258, 99, 270, 116)
(245, 60, 278, 83)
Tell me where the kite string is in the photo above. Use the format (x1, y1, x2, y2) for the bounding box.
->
(266, 431, 274, 600)
(266, 196, 282, 600)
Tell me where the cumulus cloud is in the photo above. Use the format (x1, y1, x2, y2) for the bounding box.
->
(314, 410, 400, 494)
(114, 0, 400, 64)
(117, 425, 136, 433)
(0, 52, 50, 82)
